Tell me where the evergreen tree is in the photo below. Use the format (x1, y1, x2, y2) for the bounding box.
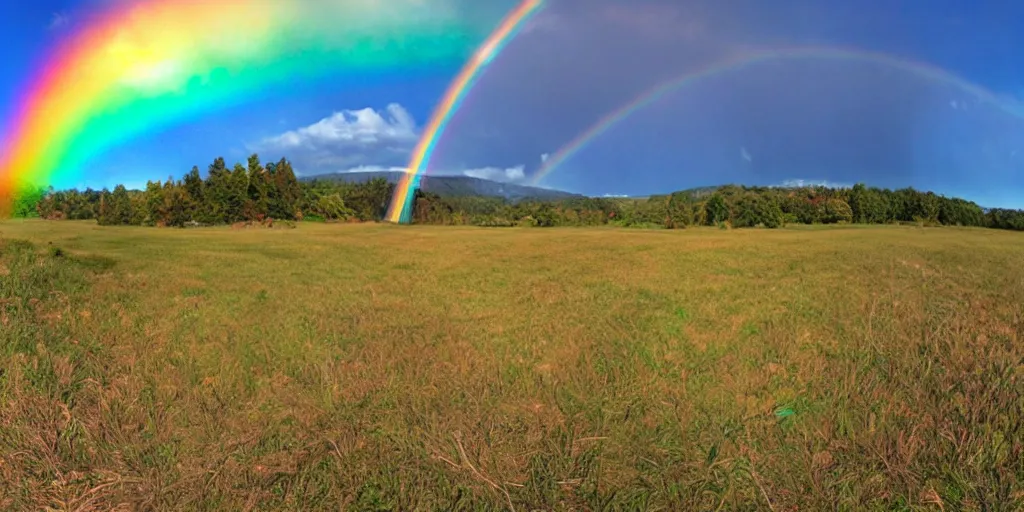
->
(246, 153, 270, 220)
(144, 180, 165, 225)
(97, 185, 134, 225)
(269, 158, 301, 219)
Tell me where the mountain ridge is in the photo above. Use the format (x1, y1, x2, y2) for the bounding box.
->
(301, 171, 582, 201)
(300, 173, 1009, 211)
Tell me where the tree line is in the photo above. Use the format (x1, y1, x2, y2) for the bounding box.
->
(11, 153, 1024, 232)
(27, 155, 393, 227)
(408, 184, 1024, 231)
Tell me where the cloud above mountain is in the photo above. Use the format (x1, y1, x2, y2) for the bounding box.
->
(253, 103, 417, 174)
(463, 165, 526, 182)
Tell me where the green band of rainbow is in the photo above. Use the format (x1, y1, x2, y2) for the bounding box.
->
(0, 0, 492, 208)
(529, 45, 1024, 187)
(386, 0, 544, 224)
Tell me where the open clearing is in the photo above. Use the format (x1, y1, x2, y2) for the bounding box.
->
(1, 220, 1023, 510)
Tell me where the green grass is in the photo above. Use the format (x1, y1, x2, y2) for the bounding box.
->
(1, 220, 1022, 510)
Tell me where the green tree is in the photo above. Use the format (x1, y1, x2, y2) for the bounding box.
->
(665, 192, 693, 229)
(821, 198, 854, 224)
(245, 153, 270, 220)
(204, 157, 231, 223)
(269, 158, 301, 220)
(11, 186, 45, 218)
(314, 193, 356, 221)
(162, 179, 191, 227)
(144, 180, 165, 225)
(704, 193, 729, 225)
(734, 193, 783, 228)
(98, 185, 133, 225)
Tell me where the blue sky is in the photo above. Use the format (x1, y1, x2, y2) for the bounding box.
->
(2, 0, 1023, 208)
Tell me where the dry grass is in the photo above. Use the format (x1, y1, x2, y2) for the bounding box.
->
(1, 220, 1022, 511)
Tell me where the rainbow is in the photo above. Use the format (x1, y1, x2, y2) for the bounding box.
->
(0, 0, 497, 209)
(385, 0, 544, 224)
(528, 45, 1024, 187)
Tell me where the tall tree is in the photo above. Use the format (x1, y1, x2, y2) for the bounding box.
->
(269, 158, 301, 219)
(246, 153, 270, 220)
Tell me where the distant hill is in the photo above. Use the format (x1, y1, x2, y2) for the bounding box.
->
(628, 185, 722, 201)
(301, 171, 582, 201)
(677, 185, 722, 198)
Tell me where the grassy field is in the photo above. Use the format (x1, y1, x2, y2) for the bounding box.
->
(1, 220, 1022, 511)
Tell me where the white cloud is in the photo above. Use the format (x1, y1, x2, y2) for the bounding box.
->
(255, 103, 526, 182)
(263, 103, 415, 148)
(540, 153, 549, 163)
(49, 12, 70, 30)
(252, 103, 418, 174)
(777, 179, 853, 189)
(335, 165, 410, 174)
(463, 165, 526, 182)
(740, 147, 752, 162)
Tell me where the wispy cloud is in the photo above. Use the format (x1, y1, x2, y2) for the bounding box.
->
(48, 12, 70, 30)
(777, 179, 853, 189)
(335, 165, 411, 174)
(463, 165, 526, 183)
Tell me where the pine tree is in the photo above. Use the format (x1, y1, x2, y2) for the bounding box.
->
(246, 153, 269, 220)
(270, 158, 301, 220)
(204, 157, 231, 223)
(183, 165, 204, 222)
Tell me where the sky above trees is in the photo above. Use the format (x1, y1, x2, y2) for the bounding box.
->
(2, 0, 1023, 207)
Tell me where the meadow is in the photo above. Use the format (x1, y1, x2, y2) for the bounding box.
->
(1, 220, 1022, 511)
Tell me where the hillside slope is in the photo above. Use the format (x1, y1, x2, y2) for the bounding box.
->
(302, 171, 581, 201)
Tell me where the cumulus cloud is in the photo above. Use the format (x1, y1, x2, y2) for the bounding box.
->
(253, 103, 417, 174)
(462, 165, 526, 182)
(253, 104, 525, 182)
